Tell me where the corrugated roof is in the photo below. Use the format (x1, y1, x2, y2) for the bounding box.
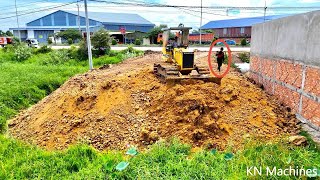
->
(201, 15, 291, 29)
(64, 10, 154, 26)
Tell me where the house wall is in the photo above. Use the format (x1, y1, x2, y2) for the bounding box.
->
(13, 30, 27, 41)
(213, 27, 251, 38)
(34, 30, 54, 43)
(104, 24, 153, 33)
(250, 11, 320, 130)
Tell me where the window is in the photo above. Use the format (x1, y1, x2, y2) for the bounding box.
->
(223, 28, 227, 35)
(240, 27, 245, 34)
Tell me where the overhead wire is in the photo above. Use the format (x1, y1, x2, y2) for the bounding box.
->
(0, 0, 79, 20)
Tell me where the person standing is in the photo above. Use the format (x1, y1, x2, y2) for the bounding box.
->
(216, 47, 224, 72)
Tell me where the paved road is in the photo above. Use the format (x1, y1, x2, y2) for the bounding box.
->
(51, 46, 250, 52)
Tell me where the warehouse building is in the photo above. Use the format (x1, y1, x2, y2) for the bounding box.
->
(10, 10, 155, 43)
(200, 15, 288, 43)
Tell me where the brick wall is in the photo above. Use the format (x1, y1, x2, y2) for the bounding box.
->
(250, 56, 320, 130)
(250, 11, 320, 131)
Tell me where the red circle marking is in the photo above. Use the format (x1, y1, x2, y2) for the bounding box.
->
(207, 39, 232, 78)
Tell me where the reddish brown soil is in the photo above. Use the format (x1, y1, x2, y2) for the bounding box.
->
(8, 52, 300, 151)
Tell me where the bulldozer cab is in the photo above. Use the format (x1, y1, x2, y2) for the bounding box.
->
(161, 26, 192, 63)
(162, 26, 191, 49)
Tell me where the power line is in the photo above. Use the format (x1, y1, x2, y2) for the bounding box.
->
(88, 0, 320, 10)
(0, 1, 79, 20)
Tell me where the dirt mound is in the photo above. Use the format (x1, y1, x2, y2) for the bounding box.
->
(8, 55, 300, 151)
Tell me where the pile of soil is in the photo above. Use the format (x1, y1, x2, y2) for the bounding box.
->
(8, 54, 300, 151)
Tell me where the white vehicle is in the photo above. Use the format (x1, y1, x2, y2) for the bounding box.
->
(26, 38, 39, 48)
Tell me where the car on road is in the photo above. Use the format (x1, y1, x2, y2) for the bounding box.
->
(26, 38, 39, 48)
(225, 39, 236, 45)
(215, 39, 236, 46)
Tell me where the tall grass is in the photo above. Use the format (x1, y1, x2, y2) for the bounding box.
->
(0, 136, 319, 179)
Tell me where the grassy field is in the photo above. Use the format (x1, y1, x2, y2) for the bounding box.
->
(0, 136, 319, 179)
(0, 45, 319, 179)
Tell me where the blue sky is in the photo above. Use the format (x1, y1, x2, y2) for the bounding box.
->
(1, 0, 320, 31)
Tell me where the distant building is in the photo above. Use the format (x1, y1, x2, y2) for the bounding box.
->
(9, 10, 155, 44)
(200, 15, 289, 43)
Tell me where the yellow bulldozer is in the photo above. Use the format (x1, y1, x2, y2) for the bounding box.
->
(153, 25, 221, 84)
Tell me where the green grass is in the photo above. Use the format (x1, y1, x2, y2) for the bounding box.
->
(0, 136, 319, 179)
(0, 62, 86, 120)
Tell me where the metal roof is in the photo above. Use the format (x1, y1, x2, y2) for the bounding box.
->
(64, 10, 154, 26)
(201, 15, 291, 29)
(9, 26, 97, 31)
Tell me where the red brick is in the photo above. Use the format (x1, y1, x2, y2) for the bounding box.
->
(274, 84, 300, 112)
(249, 73, 259, 84)
(261, 78, 273, 95)
(261, 58, 274, 78)
(302, 96, 320, 127)
(304, 66, 320, 97)
(275, 60, 302, 89)
(250, 56, 260, 72)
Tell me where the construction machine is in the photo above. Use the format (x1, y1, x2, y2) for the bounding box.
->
(153, 25, 221, 84)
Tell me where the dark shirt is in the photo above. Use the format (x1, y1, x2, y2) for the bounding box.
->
(216, 51, 224, 62)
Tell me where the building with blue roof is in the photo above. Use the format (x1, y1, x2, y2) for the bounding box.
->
(200, 15, 290, 43)
(10, 10, 155, 43)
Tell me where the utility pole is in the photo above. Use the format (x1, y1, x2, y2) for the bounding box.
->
(77, 1, 81, 33)
(199, 0, 202, 45)
(14, 0, 21, 42)
(264, 0, 267, 22)
(84, 0, 93, 70)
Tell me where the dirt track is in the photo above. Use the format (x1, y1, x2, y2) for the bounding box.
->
(8, 52, 300, 151)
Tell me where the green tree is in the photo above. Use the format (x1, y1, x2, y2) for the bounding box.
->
(135, 38, 141, 45)
(0, 30, 5, 36)
(5, 31, 13, 36)
(91, 28, 111, 56)
(192, 29, 200, 34)
(147, 24, 167, 44)
(56, 29, 82, 43)
(204, 29, 213, 33)
(111, 39, 117, 45)
(241, 38, 247, 46)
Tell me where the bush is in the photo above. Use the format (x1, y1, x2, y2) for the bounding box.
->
(67, 45, 78, 59)
(42, 50, 70, 65)
(67, 38, 73, 45)
(134, 39, 141, 45)
(37, 45, 52, 54)
(91, 29, 111, 56)
(108, 50, 118, 57)
(77, 40, 88, 61)
(14, 43, 33, 62)
(13, 37, 21, 45)
(47, 38, 53, 44)
(239, 52, 250, 63)
(119, 45, 144, 60)
(56, 29, 82, 43)
(241, 38, 247, 46)
(111, 39, 117, 45)
(3, 44, 14, 52)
